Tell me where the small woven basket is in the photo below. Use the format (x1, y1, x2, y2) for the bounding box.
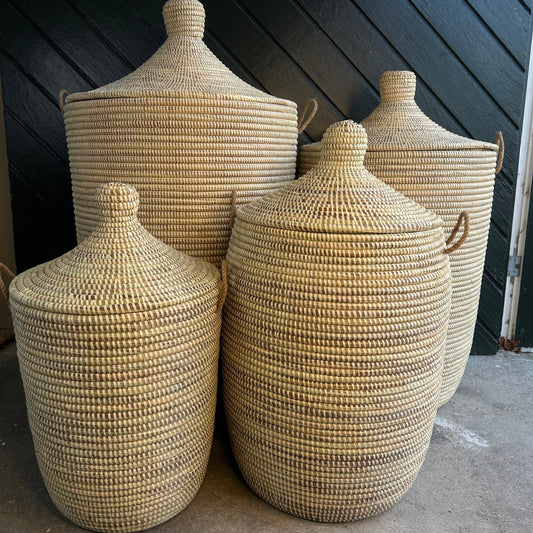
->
(61, 0, 299, 267)
(298, 71, 503, 405)
(10, 183, 226, 533)
(222, 121, 454, 522)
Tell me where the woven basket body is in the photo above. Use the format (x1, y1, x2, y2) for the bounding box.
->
(298, 72, 501, 405)
(222, 121, 452, 522)
(62, 0, 298, 267)
(10, 183, 224, 533)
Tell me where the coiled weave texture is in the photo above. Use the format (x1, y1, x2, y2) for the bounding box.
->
(298, 71, 501, 406)
(62, 0, 298, 267)
(223, 121, 452, 522)
(10, 183, 224, 533)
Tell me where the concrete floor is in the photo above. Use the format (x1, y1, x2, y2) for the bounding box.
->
(0, 342, 532, 533)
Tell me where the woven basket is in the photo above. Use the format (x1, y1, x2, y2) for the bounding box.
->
(61, 0, 299, 267)
(298, 71, 503, 406)
(222, 121, 455, 522)
(9, 183, 226, 533)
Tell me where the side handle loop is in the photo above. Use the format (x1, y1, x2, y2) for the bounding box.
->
(0, 263, 15, 312)
(495, 131, 504, 174)
(297, 98, 318, 134)
(444, 212, 470, 255)
(58, 89, 69, 116)
(216, 260, 228, 314)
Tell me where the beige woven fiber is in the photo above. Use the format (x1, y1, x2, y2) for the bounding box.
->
(298, 71, 502, 406)
(9, 183, 225, 533)
(62, 0, 298, 267)
(222, 120, 453, 522)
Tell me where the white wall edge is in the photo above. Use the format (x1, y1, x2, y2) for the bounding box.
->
(501, 32, 533, 341)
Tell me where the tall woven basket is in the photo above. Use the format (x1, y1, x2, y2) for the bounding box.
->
(222, 121, 456, 522)
(61, 0, 299, 267)
(9, 183, 226, 533)
(298, 71, 503, 405)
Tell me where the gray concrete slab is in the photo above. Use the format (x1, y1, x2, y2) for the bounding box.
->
(1, 342, 532, 533)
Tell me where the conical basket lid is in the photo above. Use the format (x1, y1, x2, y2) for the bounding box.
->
(361, 71, 497, 152)
(10, 183, 220, 316)
(238, 120, 441, 234)
(66, 0, 295, 108)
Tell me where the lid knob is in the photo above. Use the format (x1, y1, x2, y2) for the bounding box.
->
(98, 182, 140, 221)
(379, 71, 416, 102)
(320, 120, 367, 166)
(163, 0, 205, 38)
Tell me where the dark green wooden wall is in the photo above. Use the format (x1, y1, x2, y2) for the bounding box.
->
(517, 193, 533, 346)
(1, 0, 531, 353)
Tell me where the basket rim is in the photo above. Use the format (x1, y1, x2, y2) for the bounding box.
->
(301, 140, 499, 154)
(65, 90, 298, 110)
(9, 267, 219, 318)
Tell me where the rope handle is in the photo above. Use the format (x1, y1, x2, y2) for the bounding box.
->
(216, 260, 228, 313)
(495, 131, 504, 174)
(297, 98, 318, 134)
(229, 190, 237, 230)
(444, 212, 470, 254)
(0, 263, 15, 312)
(58, 89, 69, 115)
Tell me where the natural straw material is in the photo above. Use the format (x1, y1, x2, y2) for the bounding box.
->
(222, 121, 452, 522)
(62, 0, 298, 267)
(10, 183, 225, 533)
(298, 71, 502, 406)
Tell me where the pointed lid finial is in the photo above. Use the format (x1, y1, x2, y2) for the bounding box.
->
(321, 120, 367, 167)
(9, 182, 221, 316)
(98, 182, 139, 222)
(238, 120, 440, 235)
(379, 71, 416, 101)
(66, 0, 295, 107)
(361, 70, 498, 152)
(163, 0, 205, 38)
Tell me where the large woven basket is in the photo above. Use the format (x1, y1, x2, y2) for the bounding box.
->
(222, 121, 454, 522)
(61, 0, 298, 267)
(9, 183, 226, 533)
(298, 71, 503, 405)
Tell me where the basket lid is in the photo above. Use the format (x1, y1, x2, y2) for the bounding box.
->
(361, 71, 498, 152)
(10, 183, 221, 316)
(238, 120, 441, 234)
(66, 0, 295, 109)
